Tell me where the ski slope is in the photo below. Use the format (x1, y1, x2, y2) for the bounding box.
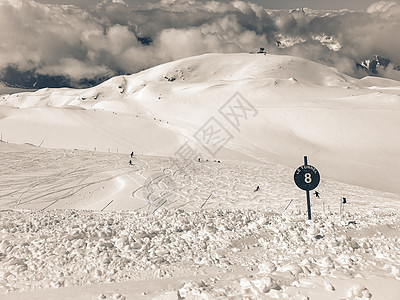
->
(1, 53, 400, 299)
(0, 142, 400, 299)
(1, 53, 399, 193)
(1, 142, 399, 213)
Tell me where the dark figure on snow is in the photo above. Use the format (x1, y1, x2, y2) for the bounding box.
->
(130, 151, 134, 158)
(314, 191, 320, 198)
(129, 160, 133, 165)
(254, 186, 260, 192)
(342, 197, 347, 204)
(198, 157, 201, 162)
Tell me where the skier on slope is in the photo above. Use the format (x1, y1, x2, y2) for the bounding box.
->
(314, 191, 320, 198)
(254, 186, 260, 192)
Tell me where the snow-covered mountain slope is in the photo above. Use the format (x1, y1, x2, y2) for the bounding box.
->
(1, 51, 400, 300)
(1, 53, 400, 194)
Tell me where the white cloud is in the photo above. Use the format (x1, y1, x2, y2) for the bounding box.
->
(366, 1, 397, 13)
(112, 0, 127, 5)
(1, 0, 400, 87)
(38, 58, 113, 81)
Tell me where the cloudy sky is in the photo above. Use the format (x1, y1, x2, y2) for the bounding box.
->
(1, 0, 400, 88)
(34, 0, 390, 10)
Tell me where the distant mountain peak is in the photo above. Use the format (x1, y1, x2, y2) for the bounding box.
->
(356, 55, 400, 76)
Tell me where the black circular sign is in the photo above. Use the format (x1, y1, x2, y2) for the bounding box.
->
(294, 164, 320, 191)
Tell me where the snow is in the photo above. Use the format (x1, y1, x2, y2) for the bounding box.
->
(1, 53, 400, 299)
(1, 202, 400, 299)
(1, 53, 399, 194)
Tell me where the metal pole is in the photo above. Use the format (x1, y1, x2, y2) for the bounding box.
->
(283, 199, 294, 212)
(306, 190, 311, 220)
(101, 200, 114, 212)
(304, 156, 312, 220)
(200, 193, 212, 210)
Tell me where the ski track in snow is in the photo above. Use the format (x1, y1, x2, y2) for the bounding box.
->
(1, 143, 399, 214)
(0, 143, 400, 299)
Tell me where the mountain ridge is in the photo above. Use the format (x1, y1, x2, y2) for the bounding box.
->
(0, 53, 361, 110)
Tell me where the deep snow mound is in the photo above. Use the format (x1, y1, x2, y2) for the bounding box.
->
(1, 209, 400, 299)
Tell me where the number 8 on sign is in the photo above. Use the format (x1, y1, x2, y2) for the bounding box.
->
(305, 173, 312, 183)
(294, 165, 320, 191)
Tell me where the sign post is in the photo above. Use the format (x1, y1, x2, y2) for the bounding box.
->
(294, 156, 320, 220)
